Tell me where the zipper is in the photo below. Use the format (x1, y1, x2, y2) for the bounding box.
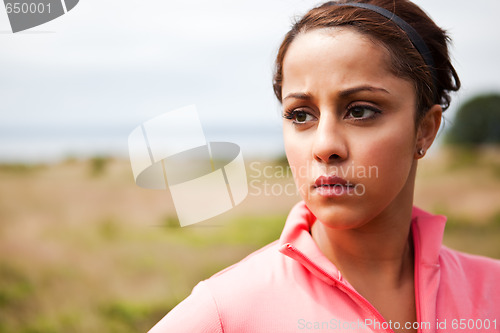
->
(412, 222, 423, 333)
(284, 243, 395, 333)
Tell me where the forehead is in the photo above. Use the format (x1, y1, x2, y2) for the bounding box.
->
(282, 28, 408, 96)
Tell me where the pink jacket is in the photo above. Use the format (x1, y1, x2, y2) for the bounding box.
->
(149, 202, 500, 332)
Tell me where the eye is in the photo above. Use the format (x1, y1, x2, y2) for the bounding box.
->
(283, 109, 316, 124)
(345, 105, 381, 120)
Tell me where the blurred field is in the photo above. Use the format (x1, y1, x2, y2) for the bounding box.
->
(0, 148, 499, 333)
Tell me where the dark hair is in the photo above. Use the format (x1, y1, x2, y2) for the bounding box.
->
(272, 0, 460, 121)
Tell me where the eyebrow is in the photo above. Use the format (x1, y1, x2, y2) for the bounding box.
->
(283, 92, 313, 101)
(283, 86, 389, 101)
(339, 86, 390, 97)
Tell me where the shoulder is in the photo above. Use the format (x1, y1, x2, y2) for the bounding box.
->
(148, 280, 223, 333)
(201, 239, 303, 308)
(439, 245, 500, 277)
(438, 245, 500, 306)
(148, 240, 300, 333)
(436, 246, 500, 320)
(207, 240, 290, 286)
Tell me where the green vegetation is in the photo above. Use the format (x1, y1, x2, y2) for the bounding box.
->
(89, 156, 110, 176)
(446, 93, 500, 146)
(0, 163, 46, 173)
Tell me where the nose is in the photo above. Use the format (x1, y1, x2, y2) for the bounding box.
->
(312, 113, 348, 164)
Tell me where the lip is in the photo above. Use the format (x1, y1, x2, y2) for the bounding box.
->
(313, 175, 355, 197)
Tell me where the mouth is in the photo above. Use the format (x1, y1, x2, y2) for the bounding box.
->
(313, 175, 355, 197)
(314, 175, 353, 187)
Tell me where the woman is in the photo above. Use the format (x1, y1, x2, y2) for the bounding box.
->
(150, 1, 500, 332)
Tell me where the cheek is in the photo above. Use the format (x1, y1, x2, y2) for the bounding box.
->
(356, 123, 416, 192)
(283, 128, 312, 195)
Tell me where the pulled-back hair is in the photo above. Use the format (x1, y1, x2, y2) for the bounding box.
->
(272, 0, 460, 121)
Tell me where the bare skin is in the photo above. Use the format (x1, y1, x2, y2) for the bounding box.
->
(282, 28, 442, 333)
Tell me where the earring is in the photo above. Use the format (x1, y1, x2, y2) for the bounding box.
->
(418, 148, 425, 156)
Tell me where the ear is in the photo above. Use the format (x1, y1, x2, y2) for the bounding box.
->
(415, 104, 442, 159)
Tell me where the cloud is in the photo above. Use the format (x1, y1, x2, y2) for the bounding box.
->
(0, 0, 499, 161)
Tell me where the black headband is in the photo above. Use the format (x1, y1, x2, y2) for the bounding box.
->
(331, 2, 438, 102)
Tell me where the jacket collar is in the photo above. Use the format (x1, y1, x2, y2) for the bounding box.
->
(410, 206, 447, 266)
(279, 201, 447, 283)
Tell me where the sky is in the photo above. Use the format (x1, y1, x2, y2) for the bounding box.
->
(1, 0, 499, 162)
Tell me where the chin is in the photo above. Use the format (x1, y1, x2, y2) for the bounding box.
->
(306, 199, 370, 230)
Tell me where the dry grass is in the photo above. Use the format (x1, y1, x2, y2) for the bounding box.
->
(0, 148, 499, 332)
(415, 146, 500, 223)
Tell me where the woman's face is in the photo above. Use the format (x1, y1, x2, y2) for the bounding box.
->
(282, 28, 420, 229)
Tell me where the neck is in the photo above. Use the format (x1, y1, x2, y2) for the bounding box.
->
(311, 213, 413, 287)
(311, 166, 417, 288)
